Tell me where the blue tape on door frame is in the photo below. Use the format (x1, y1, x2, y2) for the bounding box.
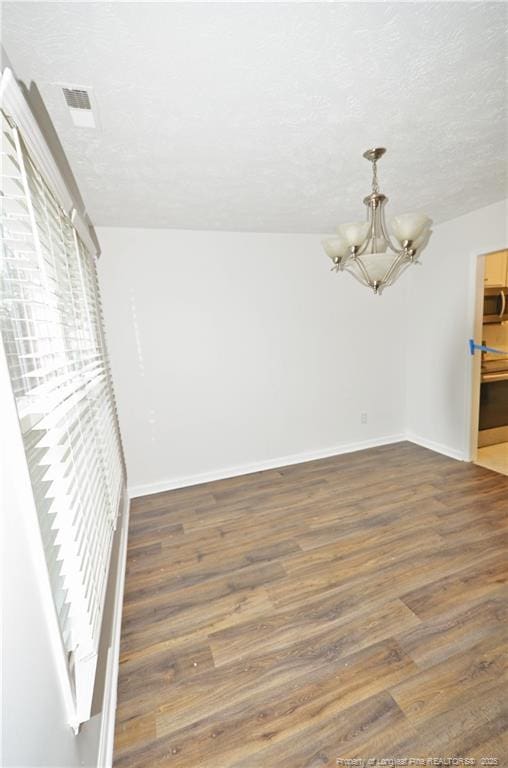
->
(469, 338, 508, 356)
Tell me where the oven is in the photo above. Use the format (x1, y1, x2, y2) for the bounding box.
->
(479, 359, 508, 445)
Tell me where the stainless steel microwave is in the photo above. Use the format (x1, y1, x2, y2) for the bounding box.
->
(484, 287, 508, 324)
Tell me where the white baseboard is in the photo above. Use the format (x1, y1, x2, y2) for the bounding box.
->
(405, 432, 468, 462)
(97, 491, 130, 768)
(128, 433, 407, 498)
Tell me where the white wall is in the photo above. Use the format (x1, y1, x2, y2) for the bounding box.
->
(97, 228, 408, 495)
(406, 198, 508, 458)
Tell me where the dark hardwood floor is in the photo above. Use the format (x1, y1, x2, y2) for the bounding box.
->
(114, 441, 508, 767)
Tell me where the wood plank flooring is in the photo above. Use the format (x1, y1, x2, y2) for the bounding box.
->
(114, 441, 508, 767)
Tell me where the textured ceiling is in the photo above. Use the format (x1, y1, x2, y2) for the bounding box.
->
(2, 2, 507, 232)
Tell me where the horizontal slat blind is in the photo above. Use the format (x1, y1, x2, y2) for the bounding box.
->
(1, 111, 125, 721)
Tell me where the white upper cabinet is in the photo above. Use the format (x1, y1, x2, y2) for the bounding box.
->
(484, 250, 508, 287)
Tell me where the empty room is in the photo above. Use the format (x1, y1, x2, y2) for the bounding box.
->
(1, 2, 508, 767)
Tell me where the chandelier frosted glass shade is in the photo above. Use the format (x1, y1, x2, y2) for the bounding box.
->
(322, 148, 432, 294)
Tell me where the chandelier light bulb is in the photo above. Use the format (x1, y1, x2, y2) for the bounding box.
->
(323, 148, 432, 293)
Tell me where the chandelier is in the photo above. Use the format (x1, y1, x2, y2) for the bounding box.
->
(322, 148, 432, 294)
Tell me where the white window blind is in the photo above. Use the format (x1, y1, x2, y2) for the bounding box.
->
(1, 109, 125, 725)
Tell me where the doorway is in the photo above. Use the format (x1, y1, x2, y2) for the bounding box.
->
(470, 249, 508, 475)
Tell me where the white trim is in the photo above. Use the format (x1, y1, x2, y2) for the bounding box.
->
(405, 432, 467, 462)
(96, 492, 130, 768)
(0, 67, 97, 256)
(128, 433, 407, 498)
(464, 249, 486, 463)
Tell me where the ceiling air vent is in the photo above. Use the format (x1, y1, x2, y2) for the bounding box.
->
(62, 87, 91, 111)
(61, 85, 96, 128)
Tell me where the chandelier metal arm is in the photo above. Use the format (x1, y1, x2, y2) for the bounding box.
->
(340, 244, 360, 271)
(377, 200, 410, 256)
(351, 255, 374, 286)
(380, 250, 409, 286)
(384, 260, 412, 288)
(344, 264, 370, 289)
(357, 214, 376, 258)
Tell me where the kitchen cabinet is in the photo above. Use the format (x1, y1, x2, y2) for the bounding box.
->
(484, 249, 508, 287)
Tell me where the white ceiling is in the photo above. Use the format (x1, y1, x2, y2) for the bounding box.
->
(2, 2, 507, 233)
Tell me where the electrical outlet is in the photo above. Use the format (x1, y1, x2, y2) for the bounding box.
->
(360, 412, 368, 424)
